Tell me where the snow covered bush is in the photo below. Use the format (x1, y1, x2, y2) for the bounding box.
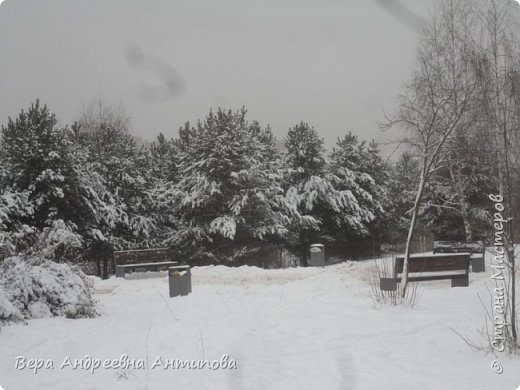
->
(27, 219, 84, 262)
(0, 256, 98, 323)
(0, 285, 22, 323)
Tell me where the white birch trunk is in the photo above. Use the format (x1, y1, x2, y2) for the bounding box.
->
(401, 165, 427, 298)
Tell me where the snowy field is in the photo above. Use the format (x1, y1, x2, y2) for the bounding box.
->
(1, 255, 519, 390)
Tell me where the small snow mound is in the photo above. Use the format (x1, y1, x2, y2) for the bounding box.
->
(28, 301, 51, 319)
(190, 262, 369, 287)
(192, 265, 319, 286)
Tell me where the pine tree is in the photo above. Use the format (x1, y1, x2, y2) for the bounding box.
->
(0, 101, 119, 263)
(285, 122, 326, 178)
(329, 134, 387, 250)
(75, 116, 158, 276)
(0, 190, 33, 257)
(149, 133, 179, 183)
(154, 108, 286, 264)
(1, 101, 75, 229)
(282, 125, 379, 264)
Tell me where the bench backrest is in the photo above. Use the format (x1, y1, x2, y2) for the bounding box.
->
(433, 241, 484, 255)
(395, 253, 470, 274)
(113, 248, 175, 267)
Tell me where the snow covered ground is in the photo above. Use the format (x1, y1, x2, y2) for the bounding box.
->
(1, 255, 519, 390)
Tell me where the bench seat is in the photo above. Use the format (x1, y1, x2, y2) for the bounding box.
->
(117, 261, 178, 268)
(113, 248, 178, 278)
(396, 270, 468, 278)
(380, 252, 470, 291)
(433, 241, 486, 273)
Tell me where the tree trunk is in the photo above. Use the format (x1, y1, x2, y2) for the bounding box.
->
(401, 167, 427, 298)
(504, 142, 517, 344)
(103, 257, 108, 280)
(461, 203, 472, 242)
(507, 245, 517, 344)
(301, 252, 308, 267)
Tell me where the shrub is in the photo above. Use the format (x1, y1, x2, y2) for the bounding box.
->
(0, 285, 22, 323)
(0, 256, 98, 323)
(368, 257, 421, 307)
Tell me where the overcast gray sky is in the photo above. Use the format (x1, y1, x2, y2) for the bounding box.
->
(0, 0, 432, 149)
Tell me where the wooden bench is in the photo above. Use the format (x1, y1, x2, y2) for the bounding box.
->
(380, 252, 470, 291)
(113, 248, 178, 278)
(433, 241, 485, 273)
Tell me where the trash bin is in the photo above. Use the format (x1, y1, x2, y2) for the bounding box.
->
(168, 266, 192, 297)
(309, 244, 325, 267)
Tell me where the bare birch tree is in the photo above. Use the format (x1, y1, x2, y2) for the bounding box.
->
(382, 0, 476, 297)
(77, 98, 130, 134)
(475, 0, 520, 348)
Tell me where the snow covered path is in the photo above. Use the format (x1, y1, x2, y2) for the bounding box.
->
(1, 259, 519, 390)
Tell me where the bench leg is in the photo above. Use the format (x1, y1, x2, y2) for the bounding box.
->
(471, 257, 486, 273)
(115, 266, 125, 278)
(451, 275, 469, 287)
(380, 277, 397, 292)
